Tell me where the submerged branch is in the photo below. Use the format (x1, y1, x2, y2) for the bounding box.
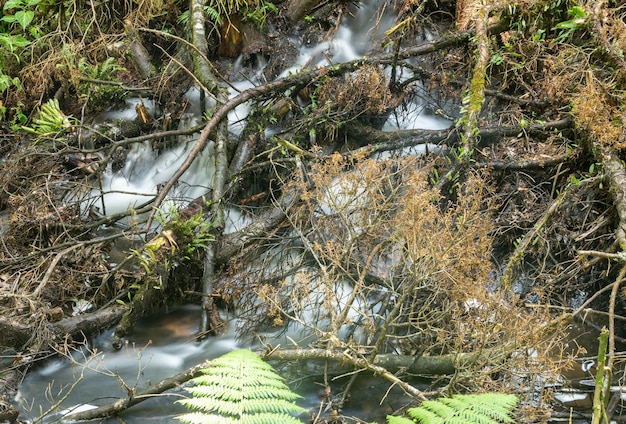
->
(63, 360, 211, 421)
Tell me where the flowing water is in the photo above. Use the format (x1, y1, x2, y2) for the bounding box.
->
(15, 305, 419, 423)
(16, 3, 438, 422)
(13, 1, 624, 423)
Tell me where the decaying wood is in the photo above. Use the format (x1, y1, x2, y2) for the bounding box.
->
(187, 0, 232, 336)
(265, 348, 507, 379)
(113, 230, 179, 340)
(0, 317, 31, 349)
(0, 305, 124, 351)
(286, 0, 318, 22)
(122, 19, 157, 80)
(75, 104, 155, 150)
(595, 145, 626, 249)
(345, 118, 572, 156)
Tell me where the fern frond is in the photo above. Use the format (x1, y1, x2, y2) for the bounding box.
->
(178, 397, 241, 415)
(177, 409, 306, 424)
(386, 415, 416, 424)
(176, 350, 307, 424)
(393, 393, 518, 424)
(240, 413, 308, 424)
(177, 411, 239, 423)
(240, 398, 307, 414)
(408, 407, 444, 424)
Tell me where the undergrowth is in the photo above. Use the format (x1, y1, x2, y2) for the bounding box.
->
(387, 393, 519, 424)
(233, 153, 571, 406)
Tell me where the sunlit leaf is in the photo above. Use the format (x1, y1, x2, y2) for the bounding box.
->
(15, 10, 34, 30)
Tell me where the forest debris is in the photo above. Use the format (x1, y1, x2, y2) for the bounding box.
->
(123, 19, 157, 80)
(501, 183, 568, 290)
(0, 305, 125, 350)
(596, 145, 626, 250)
(2, 0, 625, 420)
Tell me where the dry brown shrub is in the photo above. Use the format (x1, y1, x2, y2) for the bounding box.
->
(239, 153, 568, 399)
(318, 66, 392, 117)
(538, 46, 590, 102)
(125, 0, 167, 27)
(571, 76, 625, 149)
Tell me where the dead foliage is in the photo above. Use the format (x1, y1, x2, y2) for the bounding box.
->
(318, 65, 392, 117)
(227, 153, 572, 405)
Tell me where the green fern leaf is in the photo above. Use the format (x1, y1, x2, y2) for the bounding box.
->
(176, 350, 307, 424)
(177, 409, 306, 424)
(177, 411, 238, 423)
(390, 393, 518, 424)
(240, 413, 307, 424)
(408, 407, 445, 424)
(386, 415, 416, 424)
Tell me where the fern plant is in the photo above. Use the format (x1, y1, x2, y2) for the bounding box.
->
(387, 393, 518, 424)
(176, 349, 307, 424)
(20, 98, 74, 140)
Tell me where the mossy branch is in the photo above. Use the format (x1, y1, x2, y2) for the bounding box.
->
(591, 327, 610, 424)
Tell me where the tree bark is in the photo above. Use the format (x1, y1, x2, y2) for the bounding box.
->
(0, 305, 124, 351)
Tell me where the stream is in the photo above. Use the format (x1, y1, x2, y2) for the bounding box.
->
(16, 2, 432, 422)
(10, 0, 626, 423)
(14, 304, 625, 423)
(15, 305, 422, 423)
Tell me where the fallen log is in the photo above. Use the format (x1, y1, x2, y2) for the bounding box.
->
(344, 118, 571, 156)
(264, 348, 506, 377)
(0, 305, 124, 351)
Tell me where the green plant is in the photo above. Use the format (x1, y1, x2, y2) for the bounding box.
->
(78, 57, 125, 80)
(243, 1, 278, 30)
(387, 393, 518, 424)
(1, 0, 43, 36)
(553, 6, 587, 43)
(0, 0, 38, 101)
(178, 0, 256, 26)
(176, 349, 307, 424)
(74, 57, 126, 108)
(591, 327, 610, 424)
(19, 98, 74, 140)
(157, 203, 215, 258)
(0, 33, 30, 59)
(0, 66, 21, 93)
